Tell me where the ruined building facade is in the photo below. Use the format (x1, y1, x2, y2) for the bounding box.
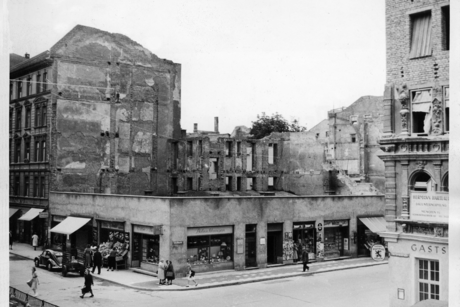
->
(378, 0, 450, 305)
(9, 25, 182, 243)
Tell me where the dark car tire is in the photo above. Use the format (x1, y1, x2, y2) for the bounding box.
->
(47, 262, 52, 271)
(34, 259, 39, 268)
(62, 265, 68, 277)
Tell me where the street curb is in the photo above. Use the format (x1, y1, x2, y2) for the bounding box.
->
(10, 251, 388, 292)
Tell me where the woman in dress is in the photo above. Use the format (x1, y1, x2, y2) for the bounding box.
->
(158, 259, 166, 285)
(83, 244, 92, 268)
(29, 267, 40, 296)
(165, 260, 175, 285)
(80, 269, 94, 298)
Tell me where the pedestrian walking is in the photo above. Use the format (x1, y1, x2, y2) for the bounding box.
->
(32, 233, 39, 251)
(158, 259, 166, 285)
(83, 244, 93, 268)
(302, 248, 310, 272)
(165, 260, 175, 285)
(9, 231, 13, 250)
(80, 269, 94, 298)
(186, 260, 198, 287)
(92, 247, 102, 275)
(107, 247, 117, 271)
(27, 267, 40, 296)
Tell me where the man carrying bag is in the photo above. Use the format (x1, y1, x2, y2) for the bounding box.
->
(302, 248, 310, 272)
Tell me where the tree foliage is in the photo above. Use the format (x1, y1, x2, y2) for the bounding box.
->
(249, 113, 307, 139)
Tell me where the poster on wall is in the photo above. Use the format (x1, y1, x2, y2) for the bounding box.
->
(410, 192, 449, 224)
(236, 238, 244, 254)
(344, 238, 349, 250)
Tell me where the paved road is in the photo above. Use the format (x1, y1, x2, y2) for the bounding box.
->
(10, 254, 389, 307)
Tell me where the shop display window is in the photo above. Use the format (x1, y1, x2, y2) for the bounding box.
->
(144, 236, 160, 264)
(187, 234, 233, 266)
(98, 226, 129, 259)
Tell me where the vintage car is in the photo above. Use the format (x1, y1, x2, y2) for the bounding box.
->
(34, 249, 85, 277)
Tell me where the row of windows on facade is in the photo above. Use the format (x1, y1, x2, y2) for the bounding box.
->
(10, 70, 48, 100)
(11, 172, 47, 198)
(171, 176, 276, 193)
(410, 6, 450, 59)
(10, 104, 47, 130)
(410, 87, 449, 134)
(11, 138, 47, 163)
(176, 141, 278, 164)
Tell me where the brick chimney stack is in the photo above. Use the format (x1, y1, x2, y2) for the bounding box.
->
(193, 123, 198, 133)
(25, 53, 30, 59)
(214, 117, 219, 133)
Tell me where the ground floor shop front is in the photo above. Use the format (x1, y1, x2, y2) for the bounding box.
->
(9, 207, 47, 246)
(50, 192, 385, 276)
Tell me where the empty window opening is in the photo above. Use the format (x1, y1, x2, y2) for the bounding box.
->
(247, 178, 254, 191)
(246, 146, 253, 171)
(410, 11, 432, 58)
(444, 87, 449, 132)
(268, 144, 274, 164)
(225, 141, 233, 157)
(351, 134, 356, 143)
(187, 177, 193, 191)
(411, 89, 432, 134)
(187, 141, 193, 157)
(236, 142, 241, 156)
(237, 177, 242, 191)
(226, 176, 233, 191)
(209, 158, 218, 180)
(411, 172, 433, 192)
(268, 177, 274, 191)
(442, 6, 450, 51)
(172, 142, 178, 169)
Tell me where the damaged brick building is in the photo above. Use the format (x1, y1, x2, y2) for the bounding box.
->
(9, 25, 182, 243)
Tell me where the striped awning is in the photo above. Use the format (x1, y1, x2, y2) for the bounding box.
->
(18, 208, 44, 221)
(359, 217, 387, 234)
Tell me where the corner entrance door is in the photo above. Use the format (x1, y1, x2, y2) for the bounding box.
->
(267, 223, 283, 265)
(245, 224, 257, 268)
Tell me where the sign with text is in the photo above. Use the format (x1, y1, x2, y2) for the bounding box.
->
(410, 192, 448, 224)
(187, 226, 233, 237)
(371, 244, 385, 261)
(236, 238, 244, 254)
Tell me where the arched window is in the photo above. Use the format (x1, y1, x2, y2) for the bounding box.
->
(410, 171, 434, 192)
(441, 173, 448, 192)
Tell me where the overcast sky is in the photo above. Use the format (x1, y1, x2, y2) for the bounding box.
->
(7, 0, 386, 133)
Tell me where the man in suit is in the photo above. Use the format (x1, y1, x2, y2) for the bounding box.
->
(92, 247, 103, 275)
(302, 248, 310, 272)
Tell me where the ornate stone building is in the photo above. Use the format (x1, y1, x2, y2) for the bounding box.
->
(378, 0, 450, 305)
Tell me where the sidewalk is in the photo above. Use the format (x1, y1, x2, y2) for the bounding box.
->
(10, 243, 388, 291)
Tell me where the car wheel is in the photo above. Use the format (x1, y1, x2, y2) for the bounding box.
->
(47, 262, 52, 271)
(34, 259, 39, 268)
(62, 265, 68, 277)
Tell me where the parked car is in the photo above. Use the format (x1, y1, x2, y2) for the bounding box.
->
(34, 249, 85, 277)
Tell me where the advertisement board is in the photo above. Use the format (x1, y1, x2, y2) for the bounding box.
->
(410, 192, 448, 224)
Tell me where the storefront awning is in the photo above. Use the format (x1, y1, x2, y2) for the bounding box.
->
(359, 217, 387, 234)
(9, 209, 19, 218)
(18, 208, 44, 221)
(50, 217, 91, 235)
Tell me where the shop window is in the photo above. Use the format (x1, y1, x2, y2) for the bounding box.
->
(225, 176, 232, 191)
(323, 220, 349, 259)
(236, 177, 241, 191)
(411, 172, 434, 192)
(418, 259, 440, 301)
(236, 142, 241, 156)
(24, 174, 29, 197)
(15, 139, 21, 163)
(187, 229, 233, 266)
(411, 89, 432, 134)
(268, 177, 274, 191)
(268, 144, 274, 164)
(351, 134, 356, 143)
(36, 73, 41, 93)
(444, 87, 449, 132)
(246, 178, 253, 191)
(17, 81, 23, 98)
(442, 6, 450, 51)
(209, 158, 218, 179)
(410, 11, 432, 59)
(187, 141, 193, 157)
(24, 139, 30, 161)
(187, 177, 193, 191)
(15, 108, 22, 130)
(98, 221, 129, 259)
(293, 223, 316, 261)
(26, 77, 32, 96)
(225, 141, 233, 157)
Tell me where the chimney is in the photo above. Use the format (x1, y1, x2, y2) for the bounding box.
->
(214, 117, 219, 133)
(25, 53, 30, 59)
(193, 123, 198, 133)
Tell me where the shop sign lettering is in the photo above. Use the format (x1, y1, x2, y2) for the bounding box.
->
(324, 220, 348, 227)
(187, 226, 233, 236)
(101, 221, 124, 231)
(133, 225, 154, 235)
(411, 244, 447, 254)
(410, 192, 449, 224)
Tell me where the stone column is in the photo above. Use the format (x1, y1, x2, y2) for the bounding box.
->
(382, 83, 394, 136)
(401, 161, 409, 219)
(233, 223, 245, 271)
(283, 220, 293, 265)
(384, 161, 397, 231)
(433, 160, 442, 191)
(256, 221, 267, 268)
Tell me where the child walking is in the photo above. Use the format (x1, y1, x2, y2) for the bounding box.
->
(186, 260, 198, 287)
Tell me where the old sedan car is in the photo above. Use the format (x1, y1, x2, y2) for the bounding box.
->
(34, 249, 85, 277)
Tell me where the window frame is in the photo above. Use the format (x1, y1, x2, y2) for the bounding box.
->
(409, 10, 433, 59)
(442, 6, 450, 51)
(418, 259, 440, 302)
(14, 139, 21, 163)
(24, 138, 31, 161)
(15, 107, 22, 130)
(36, 72, 41, 93)
(14, 174, 20, 196)
(25, 106, 31, 129)
(26, 77, 32, 96)
(410, 88, 432, 135)
(24, 173, 30, 197)
(42, 71, 48, 91)
(17, 80, 23, 98)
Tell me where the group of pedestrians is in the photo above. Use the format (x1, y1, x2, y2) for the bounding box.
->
(157, 259, 175, 285)
(82, 244, 106, 274)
